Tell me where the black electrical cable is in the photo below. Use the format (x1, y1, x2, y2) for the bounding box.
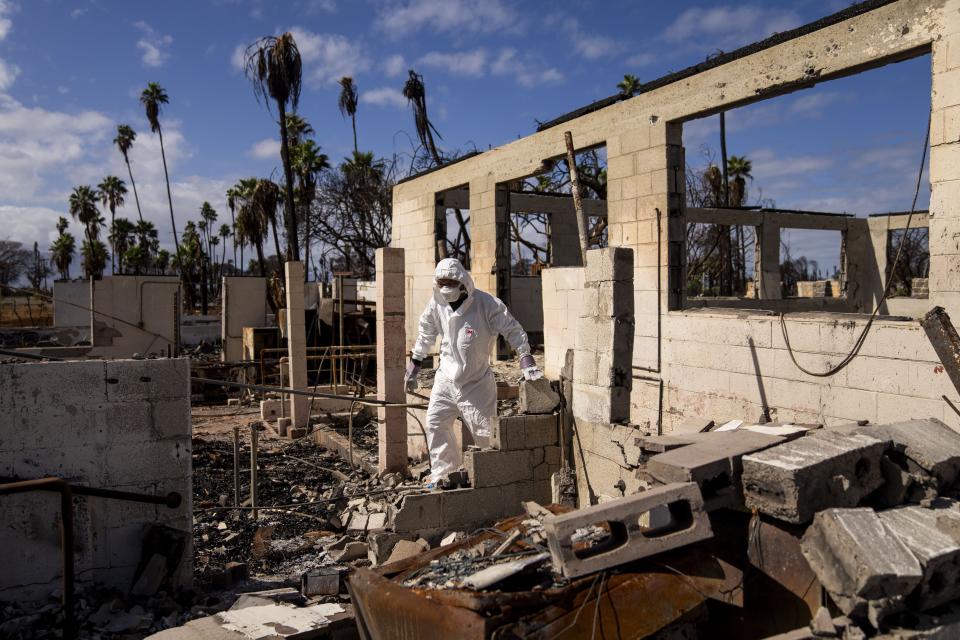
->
(780, 113, 930, 377)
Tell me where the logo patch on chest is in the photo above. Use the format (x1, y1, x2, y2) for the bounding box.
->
(464, 326, 476, 338)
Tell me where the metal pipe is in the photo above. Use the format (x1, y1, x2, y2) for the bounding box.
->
(250, 423, 258, 521)
(192, 377, 427, 409)
(0, 348, 65, 361)
(0, 478, 75, 639)
(337, 274, 345, 387)
(232, 425, 240, 507)
(71, 485, 181, 508)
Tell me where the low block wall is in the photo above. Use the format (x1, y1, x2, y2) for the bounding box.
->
(0, 358, 193, 603)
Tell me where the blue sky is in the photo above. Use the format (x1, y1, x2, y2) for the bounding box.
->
(0, 0, 932, 275)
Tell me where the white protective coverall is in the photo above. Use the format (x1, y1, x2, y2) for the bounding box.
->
(411, 259, 532, 481)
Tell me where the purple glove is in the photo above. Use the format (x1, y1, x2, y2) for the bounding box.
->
(404, 361, 421, 393)
(519, 354, 543, 381)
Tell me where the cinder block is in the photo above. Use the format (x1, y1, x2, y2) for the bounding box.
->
(801, 508, 922, 626)
(440, 486, 504, 528)
(646, 431, 785, 510)
(391, 492, 442, 533)
(105, 358, 189, 402)
(742, 431, 888, 524)
(878, 502, 960, 611)
(465, 449, 532, 487)
(544, 482, 713, 578)
(520, 379, 560, 415)
(832, 419, 960, 489)
(260, 398, 281, 420)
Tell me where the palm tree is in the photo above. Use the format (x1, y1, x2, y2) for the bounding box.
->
(291, 140, 329, 280)
(252, 178, 283, 267)
(199, 201, 218, 258)
(726, 155, 753, 207)
(56, 216, 69, 236)
(338, 76, 359, 154)
(69, 185, 101, 251)
(81, 239, 108, 280)
(236, 185, 268, 278)
(155, 249, 171, 275)
(218, 223, 231, 285)
(50, 233, 76, 280)
(617, 74, 641, 97)
(98, 175, 127, 274)
(113, 125, 144, 223)
(226, 185, 240, 271)
(244, 32, 303, 262)
(402, 70, 443, 166)
(140, 82, 181, 259)
(285, 114, 314, 147)
(109, 217, 136, 273)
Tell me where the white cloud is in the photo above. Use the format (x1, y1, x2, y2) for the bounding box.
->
(748, 148, 833, 180)
(0, 58, 19, 91)
(375, 0, 518, 37)
(383, 54, 406, 77)
(134, 21, 173, 68)
(361, 87, 407, 109)
(560, 17, 621, 60)
(70, 7, 88, 19)
(626, 52, 656, 68)
(230, 44, 246, 72)
(0, 0, 14, 41)
(303, 0, 336, 12)
(491, 48, 563, 88)
(418, 49, 486, 77)
(289, 28, 371, 86)
(663, 6, 800, 49)
(247, 137, 280, 159)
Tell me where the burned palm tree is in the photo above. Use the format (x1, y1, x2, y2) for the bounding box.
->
(338, 76, 359, 154)
(113, 125, 144, 223)
(402, 70, 443, 166)
(140, 82, 181, 260)
(243, 32, 303, 262)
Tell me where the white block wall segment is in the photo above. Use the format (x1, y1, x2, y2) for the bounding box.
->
(284, 262, 310, 429)
(52, 280, 91, 328)
(376, 247, 407, 473)
(0, 358, 193, 604)
(88, 275, 180, 358)
(221, 277, 267, 362)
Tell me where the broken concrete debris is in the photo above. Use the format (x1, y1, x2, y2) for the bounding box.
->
(519, 378, 561, 414)
(742, 430, 888, 523)
(801, 507, 923, 626)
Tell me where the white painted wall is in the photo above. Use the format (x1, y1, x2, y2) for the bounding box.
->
(221, 277, 267, 361)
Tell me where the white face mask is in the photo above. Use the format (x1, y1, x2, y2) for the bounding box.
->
(438, 284, 462, 302)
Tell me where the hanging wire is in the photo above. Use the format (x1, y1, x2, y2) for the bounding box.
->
(780, 112, 931, 377)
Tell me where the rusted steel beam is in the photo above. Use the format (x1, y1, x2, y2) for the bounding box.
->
(922, 306, 960, 396)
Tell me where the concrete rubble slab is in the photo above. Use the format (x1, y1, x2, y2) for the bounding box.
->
(877, 501, 960, 611)
(645, 431, 785, 510)
(519, 379, 561, 414)
(801, 507, 923, 626)
(543, 482, 713, 578)
(742, 431, 888, 524)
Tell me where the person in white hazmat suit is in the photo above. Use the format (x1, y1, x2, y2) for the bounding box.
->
(404, 258, 543, 485)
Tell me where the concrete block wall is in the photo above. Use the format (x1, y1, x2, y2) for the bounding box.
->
(89, 275, 180, 358)
(221, 277, 267, 362)
(0, 358, 192, 603)
(508, 276, 544, 337)
(376, 248, 407, 473)
(393, 413, 560, 535)
(542, 267, 585, 379)
(52, 280, 91, 328)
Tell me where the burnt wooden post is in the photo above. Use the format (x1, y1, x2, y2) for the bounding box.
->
(921, 306, 960, 395)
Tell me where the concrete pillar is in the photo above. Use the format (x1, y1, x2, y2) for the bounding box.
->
(757, 221, 782, 300)
(573, 247, 635, 424)
(284, 262, 309, 429)
(376, 247, 408, 474)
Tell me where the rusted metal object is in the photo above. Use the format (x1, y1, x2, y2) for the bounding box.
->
(0, 478, 183, 640)
(349, 508, 745, 639)
(922, 306, 960, 396)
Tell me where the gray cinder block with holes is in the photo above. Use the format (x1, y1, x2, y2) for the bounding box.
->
(742, 431, 888, 524)
(542, 482, 713, 578)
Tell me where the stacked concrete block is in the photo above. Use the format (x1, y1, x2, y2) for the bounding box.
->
(541, 267, 585, 380)
(260, 398, 281, 420)
(573, 248, 634, 424)
(221, 276, 267, 362)
(0, 358, 192, 604)
(645, 431, 785, 510)
(284, 262, 310, 429)
(801, 508, 923, 626)
(878, 503, 960, 611)
(376, 248, 408, 474)
(543, 482, 713, 578)
(742, 431, 888, 524)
